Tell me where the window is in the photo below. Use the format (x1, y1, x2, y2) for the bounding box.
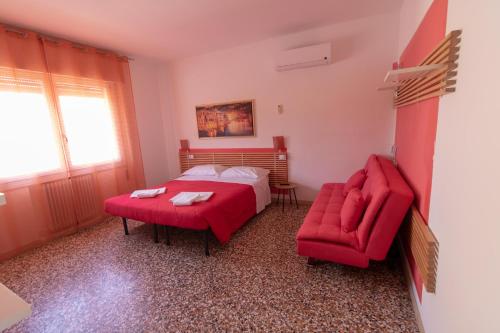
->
(0, 70, 122, 181)
(58, 93, 121, 167)
(0, 74, 62, 179)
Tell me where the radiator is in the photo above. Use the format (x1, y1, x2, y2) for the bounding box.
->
(43, 178, 76, 232)
(71, 174, 100, 223)
(43, 174, 100, 231)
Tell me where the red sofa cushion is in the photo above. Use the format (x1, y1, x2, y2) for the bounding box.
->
(364, 157, 414, 259)
(357, 185, 389, 250)
(357, 156, 390, 250)
(364, 154, 378, 175)
(342, 169, 367, 196)
(341, 189, 365, 232)
(361, 156, 387, 203)
(296, 183, 359, 249)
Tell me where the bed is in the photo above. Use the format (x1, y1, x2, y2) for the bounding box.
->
(104, 174, 272, 255)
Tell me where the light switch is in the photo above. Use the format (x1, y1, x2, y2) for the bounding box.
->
(277, 104, 284, 114)
(0, 193, 6, 206)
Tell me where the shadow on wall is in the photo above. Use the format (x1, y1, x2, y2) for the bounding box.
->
(294, 184, 319, 203)
(329, 33, 362, 64)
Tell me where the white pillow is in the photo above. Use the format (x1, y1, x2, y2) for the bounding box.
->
(182, 164, 227, 176)
(220, 166, 270, 179)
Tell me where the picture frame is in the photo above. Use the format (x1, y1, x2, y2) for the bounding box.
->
(195, 99, 255, 138)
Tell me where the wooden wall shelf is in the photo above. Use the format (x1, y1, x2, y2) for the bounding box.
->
(378, 64, 446, 90)
(379, 30, 462, 107)
(401, 206, 439, 293)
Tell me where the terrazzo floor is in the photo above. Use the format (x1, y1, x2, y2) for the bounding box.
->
(0, 204, 419, 332)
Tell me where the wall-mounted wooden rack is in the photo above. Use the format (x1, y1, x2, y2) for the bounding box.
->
(401, 206, 439, 293)
(378, 64, 446, 91)
(379, 30, 462, 107)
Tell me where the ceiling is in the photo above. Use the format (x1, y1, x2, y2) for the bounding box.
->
(0, 0, 401, 61)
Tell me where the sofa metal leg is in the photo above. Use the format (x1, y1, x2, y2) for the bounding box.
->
(122, 217, 129, 235)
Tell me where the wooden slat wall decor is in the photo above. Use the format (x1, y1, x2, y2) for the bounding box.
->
(394, 30, 461, 107)
(179, 149, 288, 187)
(401, 205, 439, 293)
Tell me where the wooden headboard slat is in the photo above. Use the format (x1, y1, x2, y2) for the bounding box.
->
(179, 150, 288, 186)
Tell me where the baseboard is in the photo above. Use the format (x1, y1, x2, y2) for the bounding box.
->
(397, 237, 426, 333)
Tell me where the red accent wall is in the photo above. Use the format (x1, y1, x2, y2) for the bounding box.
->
(395, 0, 448, 301)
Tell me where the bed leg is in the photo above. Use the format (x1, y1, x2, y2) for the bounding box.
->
(204, 229, 210, 256)
(153, 224, 159, 243)
(165, 226, 171, 245)
(293, 189, 299, 209)
(282, 190, 285, 212)
(307, 257, 320, 265)
(122, 217, 129, 235)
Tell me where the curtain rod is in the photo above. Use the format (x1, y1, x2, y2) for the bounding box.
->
(2, 23, 134, 61)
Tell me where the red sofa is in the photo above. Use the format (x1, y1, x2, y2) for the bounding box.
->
(296, 155, 413, 268)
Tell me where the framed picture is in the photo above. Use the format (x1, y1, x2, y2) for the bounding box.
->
(196, 100, 255, 138)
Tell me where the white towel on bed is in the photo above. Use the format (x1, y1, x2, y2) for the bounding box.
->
(169, 192, 214, 206)
(192, 192, 214, 202)
(130, 187, 166, 198)
(169, 192, 200, 206)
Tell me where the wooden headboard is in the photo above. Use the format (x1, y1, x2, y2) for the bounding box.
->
(179, 148, 288, 187)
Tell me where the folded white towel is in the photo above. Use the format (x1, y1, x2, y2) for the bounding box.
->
(169, 192, 214, 206)
(131, 187, 166, 199)
(192, 192, 214, 202)
(169, 192, 200, 206)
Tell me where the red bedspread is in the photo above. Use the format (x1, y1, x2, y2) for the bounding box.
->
(104, 180, 256, 244)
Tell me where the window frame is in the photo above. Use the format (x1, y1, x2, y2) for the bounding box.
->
(0, 69, 66, 183)
(0, 70, 126, 190)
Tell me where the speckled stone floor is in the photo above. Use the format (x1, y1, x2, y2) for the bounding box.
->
(1, 204, 418, 332)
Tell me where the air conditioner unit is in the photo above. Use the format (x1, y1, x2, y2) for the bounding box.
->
(275, 42, 331, 72)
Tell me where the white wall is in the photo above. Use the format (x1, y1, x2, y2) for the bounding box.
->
(157, 64, 180, 179)
(397, 0, 433, 55)
(129, 58, 170, 186)
(161, 12, 400, 200)
(418, 1, 500, 332)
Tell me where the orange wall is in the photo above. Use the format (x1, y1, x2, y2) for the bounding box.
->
(395, 0, 448, 300)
